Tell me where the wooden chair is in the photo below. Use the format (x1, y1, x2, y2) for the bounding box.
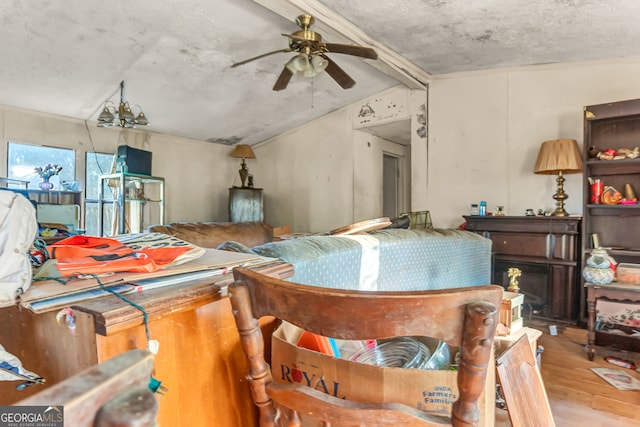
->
(14, 350, 157, 427)
(230, 267, 503, 427)
(496, 335, 555, 427)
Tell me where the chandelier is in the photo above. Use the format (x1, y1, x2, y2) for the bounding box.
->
(97, 81, 149, 128)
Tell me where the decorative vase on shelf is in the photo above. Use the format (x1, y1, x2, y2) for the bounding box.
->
(583, 248, 615, 285)
(38, 177, 53, 191)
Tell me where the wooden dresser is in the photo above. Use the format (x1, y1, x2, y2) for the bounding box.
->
(0, 261, 292, 427)
(464, 215, 582, 322)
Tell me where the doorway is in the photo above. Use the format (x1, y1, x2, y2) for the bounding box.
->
(383, 153, 400, 219)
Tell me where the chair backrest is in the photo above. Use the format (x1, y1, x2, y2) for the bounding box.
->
(496, 335, 555, 427)
(230, 267, 503, 427)
(14, 350, 157, 427)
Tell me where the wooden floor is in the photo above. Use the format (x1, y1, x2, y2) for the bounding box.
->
(495, 324, 640, 426)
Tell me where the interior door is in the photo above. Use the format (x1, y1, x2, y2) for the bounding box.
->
(383, 154, 399, 219)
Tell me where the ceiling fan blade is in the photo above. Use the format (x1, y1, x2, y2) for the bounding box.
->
(324, 43, 378, 59)
(322, 55, 356, 89)
(231, 48, 291, 68)
(273, 67, 294, 91)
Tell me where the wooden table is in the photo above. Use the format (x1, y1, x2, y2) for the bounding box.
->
(585, 282, 640, 360)
(0, 260, 293, 427)
(494, 327, 543, 366)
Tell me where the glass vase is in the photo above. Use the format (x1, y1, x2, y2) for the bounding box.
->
(38, 177, 53, 191)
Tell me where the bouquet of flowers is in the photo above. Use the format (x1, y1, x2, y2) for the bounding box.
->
(35, 164, 63, 179)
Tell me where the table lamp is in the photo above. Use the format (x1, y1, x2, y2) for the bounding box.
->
(534, 138, 583, 217)
(229, 144, 256, 188)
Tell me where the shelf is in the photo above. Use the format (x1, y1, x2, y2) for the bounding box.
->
(0, 177, 29, 189)
(463, 215, 581, 234)
(595, 330, 640, 353)
(585, 99, 640, 121)
(98, 173, 164, 236)
(100, 172, 164, 183)
(4, 188, 81, 205)
(582, 98, 640, 345)
(586, 204, 640, 216)
(583, 248, 640, 258)
(586, 158, 640, 175)
(494, 254, 578, 267)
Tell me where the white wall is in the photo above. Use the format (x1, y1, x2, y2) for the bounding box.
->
(255, 85, 417, 233)
(0, 85, 418, 233)
(252, 107, 355, 233)
(0, 107, 239, 224)
(352, 130, 411, 221)
(428, 57, 640, 228)
(8, 58, 640, 233)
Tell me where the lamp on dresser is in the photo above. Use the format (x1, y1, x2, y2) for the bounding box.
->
(534, 138, 583, 217)
(229, 144, 256, 188)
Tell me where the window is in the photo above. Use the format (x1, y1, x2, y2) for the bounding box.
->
(85, 152, 115, 236)
(8, 142, 75, 189)
(6, 142, 117, 236)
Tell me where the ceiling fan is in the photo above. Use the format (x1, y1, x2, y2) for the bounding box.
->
(231, 13, 378, 91)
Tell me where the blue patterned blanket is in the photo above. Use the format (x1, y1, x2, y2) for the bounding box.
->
(252, 229, 491, 291)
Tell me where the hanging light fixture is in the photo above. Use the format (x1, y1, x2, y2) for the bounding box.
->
(284, 46, 328, 78)
(97, 81, 149, 128)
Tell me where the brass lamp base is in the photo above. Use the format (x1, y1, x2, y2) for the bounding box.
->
(551, 171, 570, 217)
(238, 158, 250, 188)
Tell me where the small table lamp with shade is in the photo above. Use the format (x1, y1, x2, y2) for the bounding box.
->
(534, 138, 584, 217)
(229, 144, 256, 188)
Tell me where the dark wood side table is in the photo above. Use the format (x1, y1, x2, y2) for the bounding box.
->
(585, 282, 640, 360)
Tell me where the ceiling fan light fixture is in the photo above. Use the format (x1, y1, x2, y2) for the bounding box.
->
(285, 56, 298, 73)
(231, 13, 377, 91)
(291, 53, 310, 73)
(311, 55, 328, 73)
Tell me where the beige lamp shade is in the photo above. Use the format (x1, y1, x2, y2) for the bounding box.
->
(534, 138, 583, 217)
(534, 139, 583, 174)
(229, 144, 256, 159)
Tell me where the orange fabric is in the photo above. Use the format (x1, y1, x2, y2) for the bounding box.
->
(49, 236, 190, 277)
(297, 330, 332, 355)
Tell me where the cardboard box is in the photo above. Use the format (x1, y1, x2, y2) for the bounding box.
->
(271, 323, 494, 425)
(500, 291, 524, 333)
(617, 263, 640, 284)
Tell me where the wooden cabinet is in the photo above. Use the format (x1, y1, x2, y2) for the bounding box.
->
(229, 187, 263, 222)
(581, 98, 640, 333)
(585, 282, 640, 360)
(0, 261, 293, 427)
(464, 215, 581, 322)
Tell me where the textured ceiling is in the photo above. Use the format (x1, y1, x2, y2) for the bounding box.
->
(320, 0, 640, 74)
(1, 0, 639, 146)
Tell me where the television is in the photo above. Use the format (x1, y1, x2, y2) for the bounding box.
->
(116, 145, 152, 176)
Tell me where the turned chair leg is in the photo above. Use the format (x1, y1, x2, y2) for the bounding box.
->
(452, 301, 498, 427)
